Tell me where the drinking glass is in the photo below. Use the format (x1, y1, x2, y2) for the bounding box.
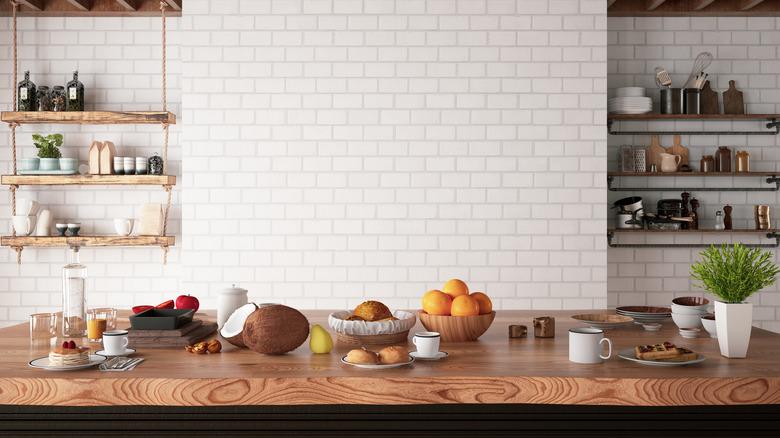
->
(29, 313, 56, 340)
(92, 307, 117, 330)
(87, 308, 116, 342)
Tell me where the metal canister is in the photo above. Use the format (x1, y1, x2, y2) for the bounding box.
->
(671, 88, 685, 114)
(685, 88, 701, 114)
(660, 88, 673, 114)
(756, 205, 771, 230)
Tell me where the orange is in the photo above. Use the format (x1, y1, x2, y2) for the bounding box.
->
(470, 292, 492, 315)
(450, 295, 480, 317)
(442, 279, 469, 298)
(422, 290, 452, 316)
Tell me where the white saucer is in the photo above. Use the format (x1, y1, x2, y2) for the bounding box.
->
(29, 354, 107, 371)
(95, 348, 136, 357)
(409, 351, 448, 360)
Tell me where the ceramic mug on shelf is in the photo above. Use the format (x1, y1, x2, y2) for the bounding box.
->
(12, 215, 37, 236)
(412, 331, 441, 358)
(659, 153, 682, 173)
(102, 329, 130, 355)
(569, 328, 612, 364)
(113, 218, 133, 236)
(16, 198, 39, 216)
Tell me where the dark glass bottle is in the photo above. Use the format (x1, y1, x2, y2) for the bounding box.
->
(715, 146, 731, 173)
(148, 153, 164, 175)
(66, 71, 84, 111)
(51, 86, 66, 111)
(36, 86, 51, 111)
(17, 70, 36, 111)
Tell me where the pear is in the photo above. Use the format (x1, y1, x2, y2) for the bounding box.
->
(309, 324, 333, 354)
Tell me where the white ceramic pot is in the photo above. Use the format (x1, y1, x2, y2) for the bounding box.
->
(39, 158, 60, 171)
(714, 301, 752, 358)
(217, 284, 248, 330)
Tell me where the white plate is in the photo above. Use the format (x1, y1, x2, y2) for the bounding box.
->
(95, 348, 136, 357)
(341, 355, 414, 369)
(29, 354, 107, 371)
(410, 351, 448, 361)
(617, 348, 705, 367)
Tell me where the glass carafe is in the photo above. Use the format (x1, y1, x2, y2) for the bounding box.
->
(17, 70, 36, 111)
(66, 70, 84, 111)
(62, 248, 87, 338)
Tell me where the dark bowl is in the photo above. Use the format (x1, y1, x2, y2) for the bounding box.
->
(129, 308, 194, 330)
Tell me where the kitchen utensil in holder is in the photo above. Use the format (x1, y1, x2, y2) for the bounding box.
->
(685, 88, 701, 114)
(671, 88, 685, 114)
(659, 88, 673, 114)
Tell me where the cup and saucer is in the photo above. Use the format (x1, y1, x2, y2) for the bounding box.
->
(409, 331, 448, 361)
(95, 330, 136, 357)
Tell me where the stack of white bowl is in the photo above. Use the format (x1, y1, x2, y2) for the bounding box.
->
(671, 297, 711, 330)
(608, 87, 652, 114)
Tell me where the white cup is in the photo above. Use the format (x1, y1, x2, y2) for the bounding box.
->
(16, 198, 39, 216)
(35, 209, 52, 236)
(113, 218, 133, 236)
(569, 328, 612, 364)
(102, 329, 130, 355)
(123, 157, 135, 175)
(12, 215, 37, 236)
(412, 331, 440, 357)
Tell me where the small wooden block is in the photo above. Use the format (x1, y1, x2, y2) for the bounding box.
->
(508, 325, 527, 338)
(723, 80, 745, 115)
(700, 81, 719, 114)
(533, 316, 555, 338)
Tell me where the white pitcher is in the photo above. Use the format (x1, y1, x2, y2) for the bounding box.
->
(660, 153, 681, 172)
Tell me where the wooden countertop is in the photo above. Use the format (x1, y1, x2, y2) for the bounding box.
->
(1, 310, 779, 407)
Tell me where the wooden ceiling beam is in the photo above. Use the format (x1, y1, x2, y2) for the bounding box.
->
(645, 0, 668, 10)
(692, 0, 717, 9)
(66, 0, 92, 11)
(16, 0, 44, 11)
(162, 0, 180, 11)
(1, 0, 182, 16)
(114, 0, 138, 10)
(740, 0, 767, 10)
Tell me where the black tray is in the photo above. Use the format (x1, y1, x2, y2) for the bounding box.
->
(129, 308, 195, 330)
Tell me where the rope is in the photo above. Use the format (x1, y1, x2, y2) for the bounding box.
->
(160, 1, 167, 112)
(162, 245, 168, 265)
(11, 1, 17, 112)
(14, 246, 22, 265)
(9, 3, 18, 238)
(162, 184, 172, 236)
(162, 122, 168, 174)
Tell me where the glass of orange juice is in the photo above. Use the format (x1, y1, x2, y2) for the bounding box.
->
(87, 308, 115, 342)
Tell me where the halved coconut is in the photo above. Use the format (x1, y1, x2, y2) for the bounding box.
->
(219, 303, 258, 348)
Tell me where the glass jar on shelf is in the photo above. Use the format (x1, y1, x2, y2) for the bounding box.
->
(62, 248, 87, 338)
(66, 70, 84, 111)
(36, 86, 51, 111)
(51, 86, 66, 111)
(17, 70, 36, 111)
(148, 152, 164, 175)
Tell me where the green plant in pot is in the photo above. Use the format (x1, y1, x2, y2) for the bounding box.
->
(33, 133, 63, 171)
(690, 243, 779, 358)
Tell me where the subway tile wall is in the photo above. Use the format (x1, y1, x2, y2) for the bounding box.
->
(0, 17, 181, 327)
(180, 0, 608, 311)
(608, 16, 780, 332)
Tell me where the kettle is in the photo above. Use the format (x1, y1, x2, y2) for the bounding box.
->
(616, 208, 643, 229)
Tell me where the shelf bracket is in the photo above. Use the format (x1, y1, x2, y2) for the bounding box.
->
(608, 175, 780, 192)
(608, 231, 780, 248)
(608, 118, 780, 136)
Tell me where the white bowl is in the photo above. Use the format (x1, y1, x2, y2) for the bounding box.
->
(679, 328, 701, 339)
(671, 302, 710, 315)
(701, 315, 717, 338)
(671, 312, 703, 329)
(615, 87, 646, 98)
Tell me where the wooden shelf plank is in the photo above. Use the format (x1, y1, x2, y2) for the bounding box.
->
(608, 171, 778, 177)
(0, 0, 181, 16)
(1, 174, 175, 186)
(608, 228, 776, 233)
(1, 111, 175, 125)
(1, 235, 174, 248)
(608, 113, 780, 121)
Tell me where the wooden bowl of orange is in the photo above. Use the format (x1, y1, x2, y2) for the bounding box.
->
(418, 279, 495, 342)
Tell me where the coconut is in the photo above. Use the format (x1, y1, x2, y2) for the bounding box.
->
(219, 303, 258, 348)
(242, 304, 309, 355)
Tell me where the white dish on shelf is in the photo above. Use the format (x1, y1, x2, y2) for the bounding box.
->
(615, 87, 646, 98)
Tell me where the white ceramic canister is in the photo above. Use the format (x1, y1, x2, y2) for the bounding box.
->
(217, 284, 248, 329)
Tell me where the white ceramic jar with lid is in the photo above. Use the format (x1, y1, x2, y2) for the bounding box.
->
(217, 284, 248, 329)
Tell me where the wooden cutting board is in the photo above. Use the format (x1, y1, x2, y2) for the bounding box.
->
(127, 319, 203, 338)
(723, 80, 744, 114)
(128, 322, 217, 348)
(700, 81, 719, 114)
(646, 135, 665, 171)
(667, 135, 689, 168)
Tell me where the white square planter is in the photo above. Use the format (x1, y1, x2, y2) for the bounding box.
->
(714, 301, 753, 358)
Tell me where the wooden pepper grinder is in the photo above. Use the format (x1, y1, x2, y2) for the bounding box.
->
(690, 198, 699, 230)
(681, 192, 691, 230)
(533, 316, 555, 338)
(724, 205, 733, 230)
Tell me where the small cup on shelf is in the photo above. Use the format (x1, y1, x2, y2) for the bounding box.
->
(113, 157, 124, 175)
(135, 157, 148, 175)
(55, 223, 68, 236)
(123, 157, 135, 175)
(67, 223, 81, 236)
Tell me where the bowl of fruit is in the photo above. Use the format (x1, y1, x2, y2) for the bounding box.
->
(417, 279, 495, 342)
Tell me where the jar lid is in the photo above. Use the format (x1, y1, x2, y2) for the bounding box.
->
(220, 284, 247, 295)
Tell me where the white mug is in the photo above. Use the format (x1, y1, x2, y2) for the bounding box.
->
(102, 329, 130, 355)
(35, 209, 52, 236)
(412, 331, 440, 357)
(16, 198, 39, 216)
(569, 328, 612, 364)
(12, 215, 37, 236)
(113, 218, 133, 236)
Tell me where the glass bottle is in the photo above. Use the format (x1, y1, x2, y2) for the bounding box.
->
(17, 70, 36, 111)
(62, 248, 87, 338)
(66, 71, 85, 111)
(148, 152, 164, 175)
(735, 151, 750, 173)
(715, 146, 731, 173)
(714, 211, 725, 230)
(36, 86, 51, 111)
(51, 86, 67, 111)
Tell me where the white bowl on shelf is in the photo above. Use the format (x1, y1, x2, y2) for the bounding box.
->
(672, 312, 703, 329)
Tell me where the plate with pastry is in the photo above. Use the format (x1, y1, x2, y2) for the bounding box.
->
(617, 342, 705, 367)
(341, 346, 415, 369)
(329, 300, 417, 345)
(29, 340, 107, 371)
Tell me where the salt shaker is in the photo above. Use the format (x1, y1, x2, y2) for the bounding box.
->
(714, 211, 725, 230)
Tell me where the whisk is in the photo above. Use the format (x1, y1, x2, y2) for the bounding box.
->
(682, 51, 713, 89)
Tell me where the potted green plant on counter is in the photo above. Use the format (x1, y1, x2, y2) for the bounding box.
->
(690, 243, 779, 358)
(33, 133, 63, 171)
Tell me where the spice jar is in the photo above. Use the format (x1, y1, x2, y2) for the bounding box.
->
(66, 71, 84, 111)
(36, 86, 51, 111)
(700, 155, 715, 173)
(715, 146, 731, 173)
(51, 86, 66, 111)
(148, 153, 164, 175)
(17, 70, 36, 111)
(736, 151, 750, 173)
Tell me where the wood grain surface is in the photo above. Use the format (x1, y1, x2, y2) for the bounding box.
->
(0, 111, 175, 124)
(1, 310, 779, 407)
(0, 0, 182, 16)
(1, 174, 176, 186)
(0, 235, 175, 247)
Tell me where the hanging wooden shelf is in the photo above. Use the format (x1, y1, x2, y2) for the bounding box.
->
(1, 111, 175, 125)
(0, 0, 181, 17)
(1, 174, 176, 186)
(1, 235, 175, 248)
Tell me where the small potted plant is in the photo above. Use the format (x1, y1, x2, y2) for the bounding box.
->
(690, 243, 779, 358)
(32, 133, 63, 171)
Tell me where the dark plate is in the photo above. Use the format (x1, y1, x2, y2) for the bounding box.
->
(616, 306, 671, 314)
(129, 308, 195, 330)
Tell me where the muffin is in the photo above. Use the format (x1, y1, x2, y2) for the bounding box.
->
(346, 348, 379, 365)
(353, 300, 392, 322)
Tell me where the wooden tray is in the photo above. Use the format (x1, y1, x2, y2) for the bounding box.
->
(336, 330, 409, 346)
(128, 322, 217, 348)
(127, 319, 203, 338)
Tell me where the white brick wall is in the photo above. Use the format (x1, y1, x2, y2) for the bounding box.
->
(180, 0, 608, 312)
(608, 16, 780, 332)
(0, 17, 181, 326)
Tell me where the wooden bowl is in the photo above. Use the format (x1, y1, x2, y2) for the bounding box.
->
(417, 311, 495, 342)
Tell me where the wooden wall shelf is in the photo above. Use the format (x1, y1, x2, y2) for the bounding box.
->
(608, 114, 780, 121)
(608, 114, 780, 135)
(1, 175, 175, 186)
(0, 0, 181, 17)
(609, 171, 779, 177)
(609, 0, 780, 17)
(0, 235, 174, 248)
(607, 230, 780, 248)
(1, 111, 175, 125)
(609, 228, 777, 233)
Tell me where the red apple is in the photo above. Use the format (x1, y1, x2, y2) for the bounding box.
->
(155, 299, 175, 309)
(132, 305, 154, 314)
(175, 294, 199, 312)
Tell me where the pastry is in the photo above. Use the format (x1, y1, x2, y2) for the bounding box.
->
(346, 348, 378, 365)
(49, 340, 89, 366)
(634, 342, 680, 360)
(352, 301, 392, 322)
(656, 347, 698, 362)
(377, 346, 409, 364)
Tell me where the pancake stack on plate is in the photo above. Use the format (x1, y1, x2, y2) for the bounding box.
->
(609, 87, 652, 114)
